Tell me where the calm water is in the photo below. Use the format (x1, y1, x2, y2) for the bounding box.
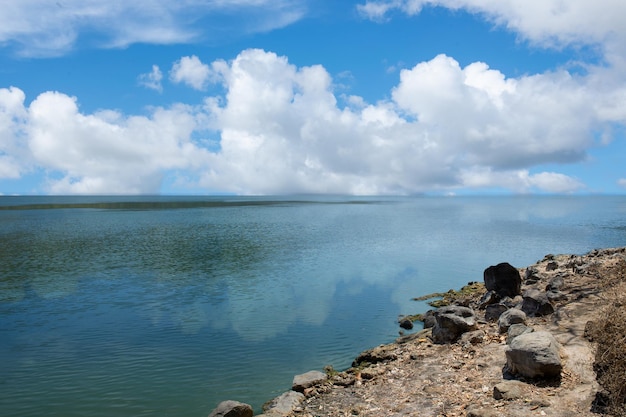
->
(1, 195, 625, 416)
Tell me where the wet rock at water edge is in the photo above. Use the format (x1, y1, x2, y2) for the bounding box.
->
(398, 316, 414, 330)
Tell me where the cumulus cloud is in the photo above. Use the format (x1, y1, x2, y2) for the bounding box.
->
(0, 0, 307, 57)
(192, 48, 620, 195)
(0, 87, 215, 194)
(619, 178, 626, 188)
(138, 65, 163, 92)
(4, 31, 626, 195)
(170, 56, 213, 90)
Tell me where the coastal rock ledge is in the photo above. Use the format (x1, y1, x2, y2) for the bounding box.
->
(210, 247, 626, 417)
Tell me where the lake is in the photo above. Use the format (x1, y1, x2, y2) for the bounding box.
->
(1, 195, 625, 416)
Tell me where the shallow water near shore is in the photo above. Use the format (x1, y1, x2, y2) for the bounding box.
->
(1, 195, 625, 416)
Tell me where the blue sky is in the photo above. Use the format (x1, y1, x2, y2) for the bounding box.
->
(1, 0, 625, 195)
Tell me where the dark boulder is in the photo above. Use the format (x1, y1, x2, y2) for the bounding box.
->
(432, 305, 478, 344)
(398, 317, 414, 330)
(484, 263, 521, 298)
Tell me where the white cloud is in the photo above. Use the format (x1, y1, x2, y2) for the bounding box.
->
(24, 90, 212, 194)
(193, 49, 611, 194)
(2, 40, 626, 194)
(357, 0, 626, 53)
(619, 178, 626, 188)
(0, 0, 307, 57)
(170, 56, 212, 90)
(0, 87, 30, 179)
(356, 0, 400, 22)
(138, 65, 163, 92)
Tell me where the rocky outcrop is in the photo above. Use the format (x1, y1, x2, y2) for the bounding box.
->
(505, 331, 562, 378)
(483, 262, 521, 298)
(431, 305, 478, 344)
(208, 400, 253, 417)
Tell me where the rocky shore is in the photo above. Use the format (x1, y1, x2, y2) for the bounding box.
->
(209, 247, 626, 417)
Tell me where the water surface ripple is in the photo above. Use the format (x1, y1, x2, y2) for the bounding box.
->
(1, 195, 625, 416)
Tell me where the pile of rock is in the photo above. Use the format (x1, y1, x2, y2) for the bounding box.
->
(422, 260, 564, 382)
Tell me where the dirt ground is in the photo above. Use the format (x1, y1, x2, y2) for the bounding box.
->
(277, 248, 626, 417)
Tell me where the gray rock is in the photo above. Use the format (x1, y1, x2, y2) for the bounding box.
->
(262, 391, 305, 415)
(493, 380, 527, 400)
(501, 295, 523, 309)
(292, 370, 326, 392)
(506, 323, 533, 344)
(432, 305, 477, 344)
(484, 303, 508, 321)
(398, 317, 414, 330)
(208, 400, 253, 417)
(521, 289, 555, 317)
(546, 275, 564, 291)
(546, 261, 559, 271)
(484, 262, 521, 298)
(505, 331, 562, 378)
(422, 309, 436, 329)
(460, 329, 485, 345)
(498, 308, 527, 333)
(546, 290, 568, 302)
(478, 290, 499, 309)
(525, 266, 539, 280)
